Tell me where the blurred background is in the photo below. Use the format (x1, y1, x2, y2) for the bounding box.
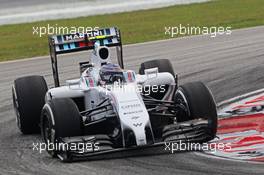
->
(0, 0, 209, 25)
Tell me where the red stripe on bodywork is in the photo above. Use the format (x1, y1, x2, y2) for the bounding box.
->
(79, 41, 94, 47)
(79, 42, 86, 47)
(89, 78, 94, 87)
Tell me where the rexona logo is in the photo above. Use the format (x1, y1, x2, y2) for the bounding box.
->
(64, 30, 103, 41)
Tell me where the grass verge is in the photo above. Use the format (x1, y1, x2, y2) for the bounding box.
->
(0, 0, 264, 61)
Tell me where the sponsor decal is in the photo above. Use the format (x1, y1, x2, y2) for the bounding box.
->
(64, 33, 85, 41)
(123, 110, 143, 115)
(63, 30, 104, 41)
(133, 123, 143, 127)
(121, 103, 141, 110)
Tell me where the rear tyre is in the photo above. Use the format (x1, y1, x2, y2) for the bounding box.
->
(139, 59, 176, 98)
(139, 59, 175, 76)
(40, 98, 82, 157)
(173, 82, 217, 141)
(138, 59, 176, 98)
(12, 75, 47, 134)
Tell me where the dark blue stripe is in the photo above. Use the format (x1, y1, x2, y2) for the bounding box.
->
(105, 28, 110, 35)
(57, 35, 63, 43)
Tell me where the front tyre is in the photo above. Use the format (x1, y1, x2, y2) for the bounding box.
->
(40, 98, 82, 157)
(174, 82, 218, 141)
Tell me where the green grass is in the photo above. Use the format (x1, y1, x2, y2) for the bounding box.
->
(0, 0, 264, 61)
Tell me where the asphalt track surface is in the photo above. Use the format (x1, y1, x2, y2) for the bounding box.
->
(0, 26, 264, 174)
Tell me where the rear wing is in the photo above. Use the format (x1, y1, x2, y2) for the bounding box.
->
(48, 27, 123, 87)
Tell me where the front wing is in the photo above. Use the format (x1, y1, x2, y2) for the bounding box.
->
(54, 119, 210, 162)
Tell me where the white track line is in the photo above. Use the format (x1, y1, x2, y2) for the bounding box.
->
(217, 88, 264, 108)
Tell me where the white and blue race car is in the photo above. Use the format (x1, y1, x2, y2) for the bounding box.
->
(12, 27, 217, 162)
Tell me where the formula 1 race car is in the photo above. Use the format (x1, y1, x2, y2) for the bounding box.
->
(12, 27, 217, 162)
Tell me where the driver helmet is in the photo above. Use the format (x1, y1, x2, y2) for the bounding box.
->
(99, 63, 124, 84)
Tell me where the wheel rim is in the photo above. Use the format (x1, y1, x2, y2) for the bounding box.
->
(12, 86, 21, 129)
(43, 116, 51, 143)
(42, 113, 56, 156)
(175, 89, 191, 120)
